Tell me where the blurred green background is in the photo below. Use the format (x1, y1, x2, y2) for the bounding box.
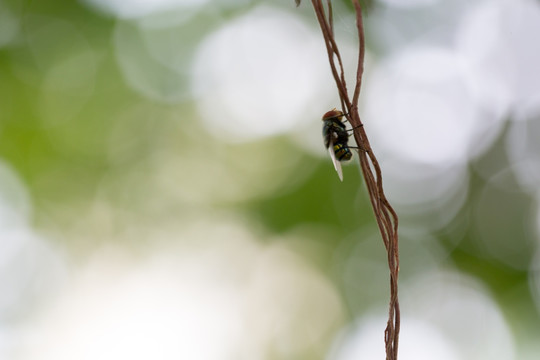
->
(1, 0, 540, 359)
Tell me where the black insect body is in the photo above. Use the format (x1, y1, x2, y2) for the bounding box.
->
(322, 109, 354, 181)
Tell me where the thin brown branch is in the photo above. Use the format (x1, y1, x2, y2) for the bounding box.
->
(352, 0, 366, 106)
(327, 0, 334, 38)
(308, 0, 400, 359)
(312, 0, 351, 110)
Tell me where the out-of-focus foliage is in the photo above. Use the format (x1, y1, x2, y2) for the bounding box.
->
(0, 0, 540, 359)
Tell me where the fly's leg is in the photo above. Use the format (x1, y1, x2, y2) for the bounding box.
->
(348, 145, 368, 153)
(346, 124, 363, 133)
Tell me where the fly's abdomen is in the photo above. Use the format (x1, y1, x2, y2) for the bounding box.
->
(333, 143, 352, 161)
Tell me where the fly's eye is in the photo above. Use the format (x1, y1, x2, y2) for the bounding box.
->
(322, 108, 344, 121)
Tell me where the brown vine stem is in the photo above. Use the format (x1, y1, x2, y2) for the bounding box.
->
(308, 1, 400, 359)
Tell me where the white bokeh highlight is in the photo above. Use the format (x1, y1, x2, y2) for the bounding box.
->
(402, 271, 516, 360)
(113, 9, 221, 104)
(380, 156, 470, 229)
(355, 0, 540, 222)
(531, 238, 540, 320)
(377, 0, 441, 9)
(364, 46, 503, 165)
(81, 0, 208, 19)
(0, 1, 18, 48)
(192, 6, 335, 141)
(0, 162, 67, 321)
(506, 100, 540, 193)
(19, 221, 345, 360)
(329, 316, 460, 360)
(456, 0, 540, 112)
(329, 270, 516, 360)
(361, 45, 500, 226)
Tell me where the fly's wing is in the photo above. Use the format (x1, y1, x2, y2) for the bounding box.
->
(328, 138, 344, 181)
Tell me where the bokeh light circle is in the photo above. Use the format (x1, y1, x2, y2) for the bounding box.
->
(364, 46, 502, 165)
(379, 155, 469, 229)
(81, 0, 208, 19)
(19, 219, 345, 360)
(456, 0, 540, 111)
(328, 270, 515, 360)
(0, 2, 18, 48)
(531, 239, 540, 316)
(192, 6, 335, 141)
(328, 316, 460, 360)
(403, 271, 516, 360)
(334, 229, 450, 313)
(113, 9, 221, 103)
(506, 99, 540, 193)
(377, 0, 441, 8)
(0, 162, 67, 319)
